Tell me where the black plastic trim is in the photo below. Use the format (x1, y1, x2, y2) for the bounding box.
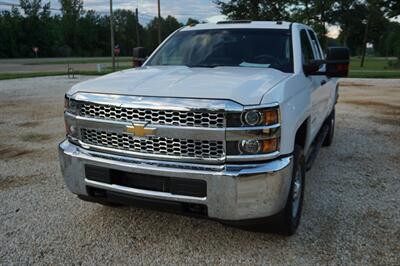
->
(85, 165, 207, 198)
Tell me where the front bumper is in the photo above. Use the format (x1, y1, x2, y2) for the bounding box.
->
(59, 139, 293, 221)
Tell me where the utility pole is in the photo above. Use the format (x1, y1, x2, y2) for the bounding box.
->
(157, 0, 161, 44)
(136, 8, 140, 46)
(110, 0, 116, 71)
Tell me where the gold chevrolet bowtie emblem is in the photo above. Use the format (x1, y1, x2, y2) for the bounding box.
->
(125, 123, 157, 137)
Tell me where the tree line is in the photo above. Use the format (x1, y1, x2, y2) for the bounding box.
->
(216, 0, 400, 60)
(0, 0, 399, 60)
(0, 0, 192, 58)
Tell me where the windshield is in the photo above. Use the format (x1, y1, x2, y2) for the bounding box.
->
(147, 29, 293, 73)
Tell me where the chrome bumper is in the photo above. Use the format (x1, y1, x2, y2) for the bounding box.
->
(59, 139, 293, 221)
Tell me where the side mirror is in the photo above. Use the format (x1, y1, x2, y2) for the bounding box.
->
(325, 47, 350, 77)
(303, 60, 323, 76)
(132, 47, 147, 67)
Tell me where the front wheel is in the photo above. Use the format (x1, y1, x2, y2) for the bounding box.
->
(275, 145, 306, 236)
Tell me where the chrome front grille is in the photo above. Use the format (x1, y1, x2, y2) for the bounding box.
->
(80, 103, 225, 128)
(81, 129, 225, 159)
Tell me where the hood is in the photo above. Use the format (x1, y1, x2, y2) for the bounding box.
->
(68, 66, 291, 105)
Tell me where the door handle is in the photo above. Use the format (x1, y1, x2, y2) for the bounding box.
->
(321, 80, 327, 86)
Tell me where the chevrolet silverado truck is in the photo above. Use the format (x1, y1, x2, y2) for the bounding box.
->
(59, 21, 349, 235)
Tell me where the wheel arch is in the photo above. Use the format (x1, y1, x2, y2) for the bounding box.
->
(294, 117, 312, 155)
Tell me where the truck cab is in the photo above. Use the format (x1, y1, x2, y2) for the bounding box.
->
(59, 21, 349, 235)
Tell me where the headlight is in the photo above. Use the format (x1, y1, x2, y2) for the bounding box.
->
(241, 108, 279, 126)
(239, 139, 261, 154)
(64, 95, 79, 115)
(238, 138, 279, 155)
(64, 95, 79, 142)
(64, 95, 70, 110)
(242, 110, 262, 126)
(226, 105, 280, 159)
(64, 120, 77, 136)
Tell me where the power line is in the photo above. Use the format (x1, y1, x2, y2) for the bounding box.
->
(139, 13, 155, 18)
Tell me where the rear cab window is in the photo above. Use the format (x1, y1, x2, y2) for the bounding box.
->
(307, 30, 324, 59)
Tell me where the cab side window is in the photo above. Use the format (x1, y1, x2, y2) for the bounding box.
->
(300, 29, 315, 64)
(308, 30, 323, 59)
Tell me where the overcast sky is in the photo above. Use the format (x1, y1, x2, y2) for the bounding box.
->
(1, 0, 225, 24)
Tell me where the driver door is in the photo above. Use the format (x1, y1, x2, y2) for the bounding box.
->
(300, 29, 326, 141)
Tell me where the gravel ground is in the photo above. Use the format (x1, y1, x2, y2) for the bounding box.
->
(0, 76, 399, 265)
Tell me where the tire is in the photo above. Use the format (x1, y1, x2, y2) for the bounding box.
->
(275, 145, 306, 236)
(323, 108, 335, 147)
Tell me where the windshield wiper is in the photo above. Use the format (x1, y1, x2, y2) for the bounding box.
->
(186, 64, 228, 68)
(239, 62, 271, 68)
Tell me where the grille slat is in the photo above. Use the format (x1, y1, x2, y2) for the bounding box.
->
(80, 103, 225, 128)
(81, 129, 224, 159)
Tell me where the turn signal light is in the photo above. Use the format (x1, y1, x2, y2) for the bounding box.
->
(263, 109, 279, 125)
(262, 138, 278, 153)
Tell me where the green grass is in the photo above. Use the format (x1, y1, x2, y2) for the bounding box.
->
(348, 71, 400, 78)
(0, 65, 132, 80)
(0, 71, 103, 80)
(348, 57, 400, 78)
(350, 56, 398, 71)
(24, 57, 132, 65)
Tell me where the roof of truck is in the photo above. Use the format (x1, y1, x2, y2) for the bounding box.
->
(181, 21, 293, 31)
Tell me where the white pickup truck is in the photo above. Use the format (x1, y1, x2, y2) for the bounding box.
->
(59, 21, 349, 235)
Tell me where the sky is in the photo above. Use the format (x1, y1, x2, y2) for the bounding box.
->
(0, 0, 226, 24)
(96, 0, 225, 24)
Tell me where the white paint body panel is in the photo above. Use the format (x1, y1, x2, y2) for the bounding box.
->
(68, 66, 291, 106)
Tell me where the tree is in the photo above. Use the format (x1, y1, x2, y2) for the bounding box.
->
(113, 9, 144, 56)
(387, 0, 400, 18)
(293, 0, 336, 47)
(186, 18, 199, 25)
(0, 7, 23, 57)
(215, 0, 296, 21)
(75, 10, 104, 56)
(19, 0, 53, 57)
(59, 0, 83, 55)
(358, 0, 390, 67)
(20, 0, 42, 17)
(376, 22, 400, 57)
(145, 15, 182, 52)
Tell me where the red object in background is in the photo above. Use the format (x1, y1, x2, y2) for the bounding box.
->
(114, 46, 121, 56)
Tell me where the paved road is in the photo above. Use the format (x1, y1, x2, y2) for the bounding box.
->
(0, 76, 399, 264)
